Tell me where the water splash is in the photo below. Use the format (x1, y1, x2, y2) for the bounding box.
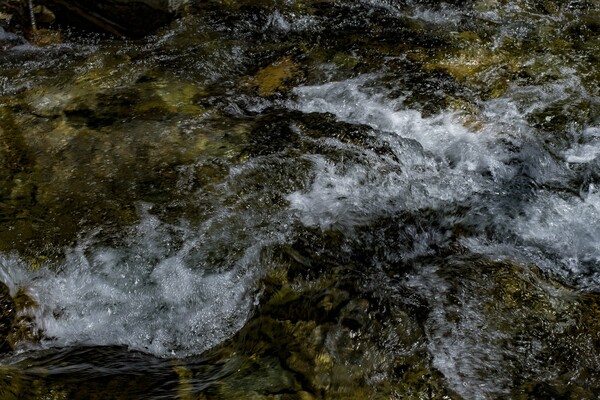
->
(0, 206, 256, 357)
(286, 73, 600, 397)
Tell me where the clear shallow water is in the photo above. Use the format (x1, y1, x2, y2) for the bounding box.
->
(1, 0, 599, 398)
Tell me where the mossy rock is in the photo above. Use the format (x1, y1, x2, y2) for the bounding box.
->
(423, 45, 521, 98)
(251, 56, 302, 97)
(0, 281, 41, 354)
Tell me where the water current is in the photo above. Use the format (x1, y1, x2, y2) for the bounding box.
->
(1, 0, 599, 398)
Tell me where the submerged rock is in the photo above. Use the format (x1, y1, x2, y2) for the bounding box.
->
(417, 258, 600, 398)
(0, 1, 599, 398)
(0, 45, 251, 257)
(191, 234, 459, 399)
(0, 347, 181, 399)
(27, 28, 62, 46)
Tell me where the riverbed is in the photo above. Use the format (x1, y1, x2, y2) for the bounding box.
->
(1, 1, 599, 398)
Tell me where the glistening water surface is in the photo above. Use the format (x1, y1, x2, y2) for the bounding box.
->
(1, 0, 599, 399)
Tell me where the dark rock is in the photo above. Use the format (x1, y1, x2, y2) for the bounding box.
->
(0, 281, 16, 353)
(40, 0, 189, 37)
(0, 1, 29, 34)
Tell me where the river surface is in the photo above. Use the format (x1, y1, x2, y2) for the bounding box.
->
(1, 1, 599, 399)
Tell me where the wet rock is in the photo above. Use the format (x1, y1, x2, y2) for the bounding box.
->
(425, 258, 600, 398)
(33, 5, 56, 25)
(0, 281, 40, 353)
(0, 282, 16, 353)
(423, 40, 520, 99)
(27, 28, 62, 46)
(5, 288, 40, 351)
(210, 220, 600, 399)
(250, 56, 302, 97)
(0, 1, 60, 44)
(0, 27, 27, 50)
(195, 235, 457, 399)
(40, 0, 190, 37)
(0, 1, 28, 34)
(218, 356, 301, 398)
(0, 50, 252, 256)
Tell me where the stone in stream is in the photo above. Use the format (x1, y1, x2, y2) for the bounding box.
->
(0, 282, 16, 354)
(0, 1, 27, 33)
(0, 1, 61, 45)
(189, 234, 460, 399)
(39, 0, 190, 37)
(0, 278, 42, 354)
(0, 27, 27, 50)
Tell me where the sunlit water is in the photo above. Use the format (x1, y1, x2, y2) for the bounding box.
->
(1, 0, 599, 398)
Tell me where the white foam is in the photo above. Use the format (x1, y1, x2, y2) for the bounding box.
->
(563, 125, 600, 164)
(0, 195, 290, 358)
(286, 73, 600, 396)
(290, 75, 600, 284)
(564, 143, 600, 163)
(512, 190, 600, 280)
(287, 76, 514, 231)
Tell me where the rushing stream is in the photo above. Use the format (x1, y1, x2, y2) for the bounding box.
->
(1, 0, 599, 398)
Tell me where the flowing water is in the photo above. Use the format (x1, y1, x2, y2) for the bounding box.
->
(1, 1, 599, 399)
